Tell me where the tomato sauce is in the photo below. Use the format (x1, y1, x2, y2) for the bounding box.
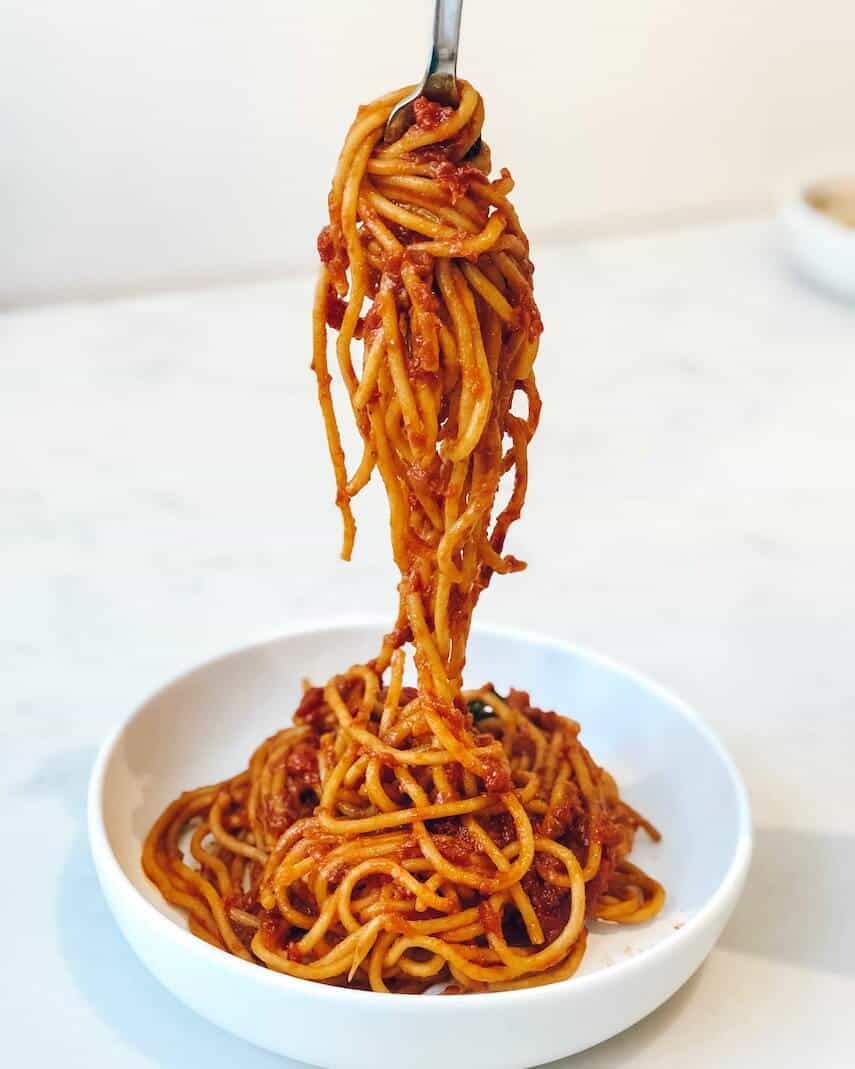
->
(413, 96, 454, 131)
(285, 742, 320, 788)
(324, 287, 348, 331)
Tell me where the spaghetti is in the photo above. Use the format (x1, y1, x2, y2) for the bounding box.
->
(143, 82, 664, 993)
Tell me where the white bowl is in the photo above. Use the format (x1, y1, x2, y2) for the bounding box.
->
(88, 621, 751, 1069)
(781, 177, 855, 300)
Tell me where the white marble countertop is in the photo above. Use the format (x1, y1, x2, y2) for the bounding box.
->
(3, 217, 854, 1067)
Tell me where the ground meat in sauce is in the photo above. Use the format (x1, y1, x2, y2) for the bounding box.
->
(428, 698, 467, 737)
(316, 225, 349, 288)
(432, 160, 486, 203)
(427, 816, 462, 838)
(510, 731, 536, 763)
(529, 706, 559, 732)
(324, 287, 348, 330)
(539, 780, 583, 839)
(505, 689, 531, 713)
(285, 741, 320, 788)
(588, 809, 625, 848)
(521, 869, 570, 944)
(261, 792, 299, 836)
(317, 226, 336, 264)
(405, 249, 434, 276)
(293, 686, 327, 727)
(483, 811, 516, 848)
(515, 288, 544, 340)
(435, 769, 463, 803)
(413, 96, 454, 131)
(479, 753, 512, 793)
(259, 913, 289, 950)
(435, 833, 476, 865)
(478, 900, 502, 938)
(223, 890, 256, 914)
(396, 836, 421, 862)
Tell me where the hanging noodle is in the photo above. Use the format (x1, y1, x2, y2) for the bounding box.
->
(143, 83, 664, 993)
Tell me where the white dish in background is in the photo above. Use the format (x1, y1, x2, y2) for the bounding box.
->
(88, 621, 752, 1069)
(782, 176, 855, 300)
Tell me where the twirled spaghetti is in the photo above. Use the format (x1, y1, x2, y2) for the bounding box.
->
(143, 82, 664, 993)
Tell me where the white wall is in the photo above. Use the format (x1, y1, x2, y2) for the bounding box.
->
(3, 1, 853, 304)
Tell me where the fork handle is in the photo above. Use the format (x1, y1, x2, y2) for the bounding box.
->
(423, 0, 463, 105)
(429, 0, 463, 80)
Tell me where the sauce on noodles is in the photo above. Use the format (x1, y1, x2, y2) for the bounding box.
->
(142, 82, 665, 993)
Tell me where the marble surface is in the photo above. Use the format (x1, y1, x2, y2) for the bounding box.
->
(3, 217, 854, 1067)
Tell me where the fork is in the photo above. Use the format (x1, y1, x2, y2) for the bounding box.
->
(384, 0, 464, 144)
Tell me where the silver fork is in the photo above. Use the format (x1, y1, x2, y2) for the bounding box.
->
(384, 0, 464, 144)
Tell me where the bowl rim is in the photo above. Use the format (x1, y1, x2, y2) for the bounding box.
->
(88, 616, 753, 1010)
